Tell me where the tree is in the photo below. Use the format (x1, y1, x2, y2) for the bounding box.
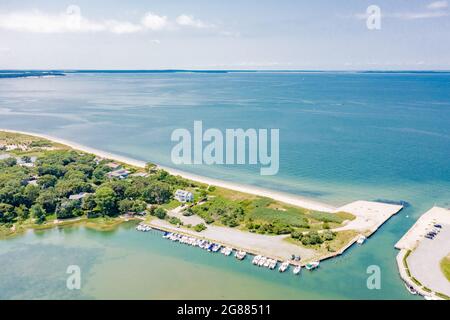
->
(153, 207, 167, 219)
(15, 204, 29, 220)
(291, 230, 303, 239)
(56, 200, 82, 219)
(22, 184, 40, 206)
(30, 204, 46, 224)
(145, 162, 156, 172)
(142, 181, 172, 204)
(0, 157, 17, 168)
(55, 178, 91, 197)
(36, 189, 59, 213)
(38, 174, 57, 188)
(194, 223, 207, 232)
(38, 164, 66, 177)
(0, 203, 16, 223)
(94, 186, 117, 216)
(81, 194, 96, 212)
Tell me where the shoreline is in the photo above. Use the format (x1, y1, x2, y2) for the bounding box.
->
(1, 128, 404, 266)
(0, 128, 336, 213)
(395, 207, 450, 300)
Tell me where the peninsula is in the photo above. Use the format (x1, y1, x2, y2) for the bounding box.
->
(0, 129, 403, 267)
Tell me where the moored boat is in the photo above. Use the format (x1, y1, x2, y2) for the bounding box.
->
(235, 250, 247, 260)
(278, 261, 290, 272)
(293, 265, 302, 275)
(357, 235, 366, 245)
(305, 261, 320, 270)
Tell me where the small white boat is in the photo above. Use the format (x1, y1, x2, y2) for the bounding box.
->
(293, 265, 302, 275)
(224, 247, 233, 256)
(252, 255, 261, 265)
(305, 261, 320, 270)
(269, 260, 278, 270)
(357, 235, 366, 245)
(235, 250, 247, 260)
(279, 261, 290, 273)
(258, 256, 267, 267)
(405, 284, 418, 295)
(263, 259, 271, 268)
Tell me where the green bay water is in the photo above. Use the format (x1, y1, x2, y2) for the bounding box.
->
(1, 71, 449, 299)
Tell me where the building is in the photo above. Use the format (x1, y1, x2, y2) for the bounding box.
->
(105, 162, 121, 170)
(107, 168, 130, 179)
(174, 189, 194, 203)
(69, 192, 91, 201)
(131, 172, 149, 178)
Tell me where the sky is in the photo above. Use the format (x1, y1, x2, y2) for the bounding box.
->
(0, 0, 449, 70)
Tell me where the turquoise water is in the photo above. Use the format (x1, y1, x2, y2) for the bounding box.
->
(1, 71, 449, 299)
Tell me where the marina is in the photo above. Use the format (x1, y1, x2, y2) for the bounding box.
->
(157, 229, 314, 276)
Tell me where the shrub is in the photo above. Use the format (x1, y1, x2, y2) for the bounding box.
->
(194, 223, 207, 232)
(154, 207, 167, 219)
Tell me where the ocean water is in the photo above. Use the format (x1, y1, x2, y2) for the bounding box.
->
(0, 71, 449, 299)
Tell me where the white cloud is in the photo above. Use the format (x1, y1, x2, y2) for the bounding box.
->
(0, 10, 105, 33)
(0, 9, 169, 34)
(106, 21, 142, 34)
(393, 11, 448, 19)
(176, 14, 212, 28)
(427, 1, 448, 9)
(141, 12, 168, 30)
(0, 8, 230, 35)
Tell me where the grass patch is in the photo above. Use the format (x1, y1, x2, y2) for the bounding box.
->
(161, 199, 181, 210)
(435, 292, 450, 300)
(84, 217, 124, 231)
(411, 277, 422, 287)
(440, 255, 450, 282)
(249, 206, 309, 228)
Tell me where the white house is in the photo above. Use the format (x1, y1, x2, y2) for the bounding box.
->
(174, 189, 194, 203)
(107, 169, 130, 179)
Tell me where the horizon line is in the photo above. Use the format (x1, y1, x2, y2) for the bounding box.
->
(1, 69, 450, 73)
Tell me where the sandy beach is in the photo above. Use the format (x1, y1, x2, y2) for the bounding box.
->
(0, 128, 336, 212)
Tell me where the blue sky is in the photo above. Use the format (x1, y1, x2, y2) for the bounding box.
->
(0, 0, 449, 70)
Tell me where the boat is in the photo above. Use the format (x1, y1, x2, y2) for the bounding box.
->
(405, 284, 418, 295)
(279, 261, 290, 273)
(235, 250, 247, 260)
(258, 256, 267, 266)
(305, 261, 320, 270)
(293, 265, 302, 275)
(263, 259, 271, 268)
(269, 260, 278, 270)
(224, 247, 233, 256)
(356, 235, 366, 245)
(252, 255, 261, 265)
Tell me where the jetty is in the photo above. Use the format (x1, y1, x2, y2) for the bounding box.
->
(395, 207, 450, 300)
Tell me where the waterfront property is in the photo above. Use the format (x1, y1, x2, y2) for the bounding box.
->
(395, 207, 450, 300)
(107, 168, 130, 179)
(174, 189, 194, 203)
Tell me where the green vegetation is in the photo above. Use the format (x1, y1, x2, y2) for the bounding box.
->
(440, 255, 450, 282)
(194, 223, 207, 232)
(189, 192, 354, 241)
(0, 132, 198, 236)
(1, 131, 356, 256)
(435, 292, 450, 300)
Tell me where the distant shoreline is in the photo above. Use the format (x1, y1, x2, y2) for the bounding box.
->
(0, 128, 336, 212)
